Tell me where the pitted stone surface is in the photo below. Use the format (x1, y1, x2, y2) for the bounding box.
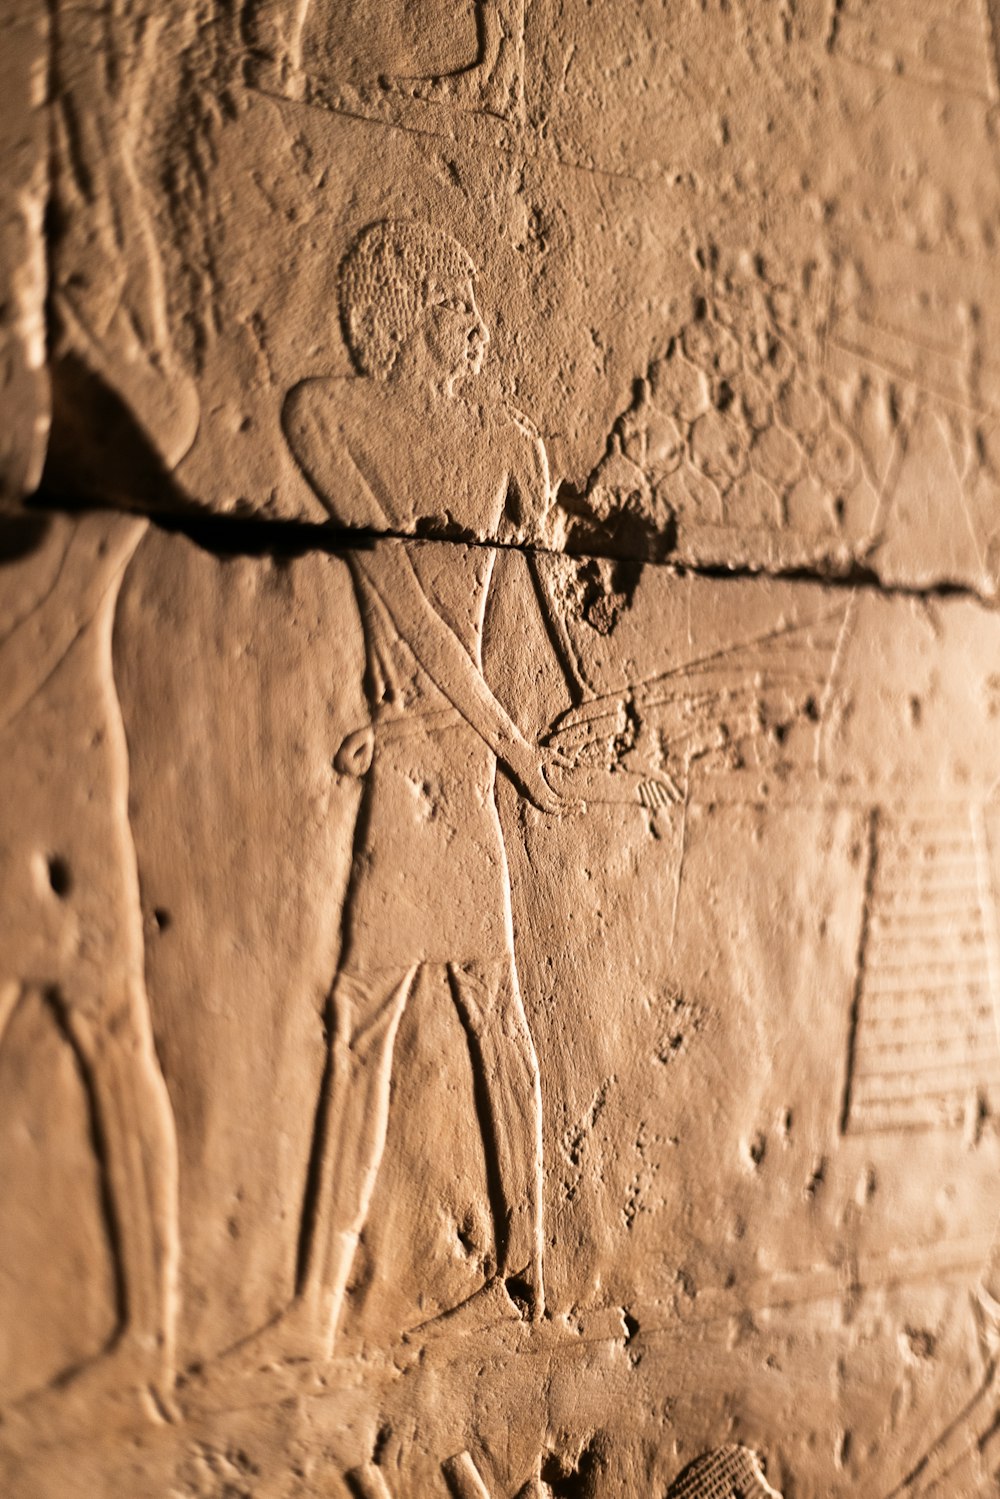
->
(3, 3, 1000, 1496)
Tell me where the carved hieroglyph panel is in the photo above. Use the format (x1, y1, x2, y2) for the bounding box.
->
(844, 806, 1000, 1135)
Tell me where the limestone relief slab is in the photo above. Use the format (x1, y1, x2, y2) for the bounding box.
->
(5, 0, 1000, 1495)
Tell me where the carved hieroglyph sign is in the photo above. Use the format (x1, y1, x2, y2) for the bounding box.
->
(4, 1, 1000, 1496)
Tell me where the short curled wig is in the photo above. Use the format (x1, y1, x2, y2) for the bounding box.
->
(338, 220, 476, 379)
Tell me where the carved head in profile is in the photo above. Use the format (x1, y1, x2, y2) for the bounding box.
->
(338, 220, 490, 392)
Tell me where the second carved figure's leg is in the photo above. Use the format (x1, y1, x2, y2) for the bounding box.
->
(41, 985, 180, 1407)
(448, 960, 545, 1318)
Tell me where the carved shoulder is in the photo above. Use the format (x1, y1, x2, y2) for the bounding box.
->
(282, 378, 380, 529)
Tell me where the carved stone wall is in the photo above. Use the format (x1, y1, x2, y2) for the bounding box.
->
(3, 3, 1000, 1496)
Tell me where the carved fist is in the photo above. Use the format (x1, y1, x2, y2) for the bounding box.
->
(335, 725, 375, 778)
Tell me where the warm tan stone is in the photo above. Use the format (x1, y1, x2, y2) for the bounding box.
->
(4, 2, 1000, 1495)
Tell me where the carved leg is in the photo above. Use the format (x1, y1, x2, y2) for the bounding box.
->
(442, 1450, 493, 1499)
(61, 990, 180, 1395)
(448, 959, 545, 1318)
(291, 965, 418, 1358)
(51, 0, 199, 470)
(0, 982, 180, 1439)
(348, 1463, 395, 1499)
(180, 965, 416, 1397)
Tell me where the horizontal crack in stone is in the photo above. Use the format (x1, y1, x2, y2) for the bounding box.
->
(18, 493, 997, 607)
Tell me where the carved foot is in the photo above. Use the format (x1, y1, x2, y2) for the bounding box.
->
(400, 1272, 553, 1363)
(176, 1298, 359, 1414)
(0, 1334, 177, 1454)
(885, 1294, 1000, 1499)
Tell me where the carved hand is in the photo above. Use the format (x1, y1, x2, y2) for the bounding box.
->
(543, 759, 684, 812)
(503, 736, 575, 815)
(334, 726, 375, 778)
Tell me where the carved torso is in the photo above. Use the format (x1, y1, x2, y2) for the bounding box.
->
(282, 378, 530, 967)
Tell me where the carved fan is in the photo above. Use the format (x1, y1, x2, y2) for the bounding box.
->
(543, 602, 852, 809)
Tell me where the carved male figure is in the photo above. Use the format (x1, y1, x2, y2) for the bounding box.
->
(266, 219, 578, 1360)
